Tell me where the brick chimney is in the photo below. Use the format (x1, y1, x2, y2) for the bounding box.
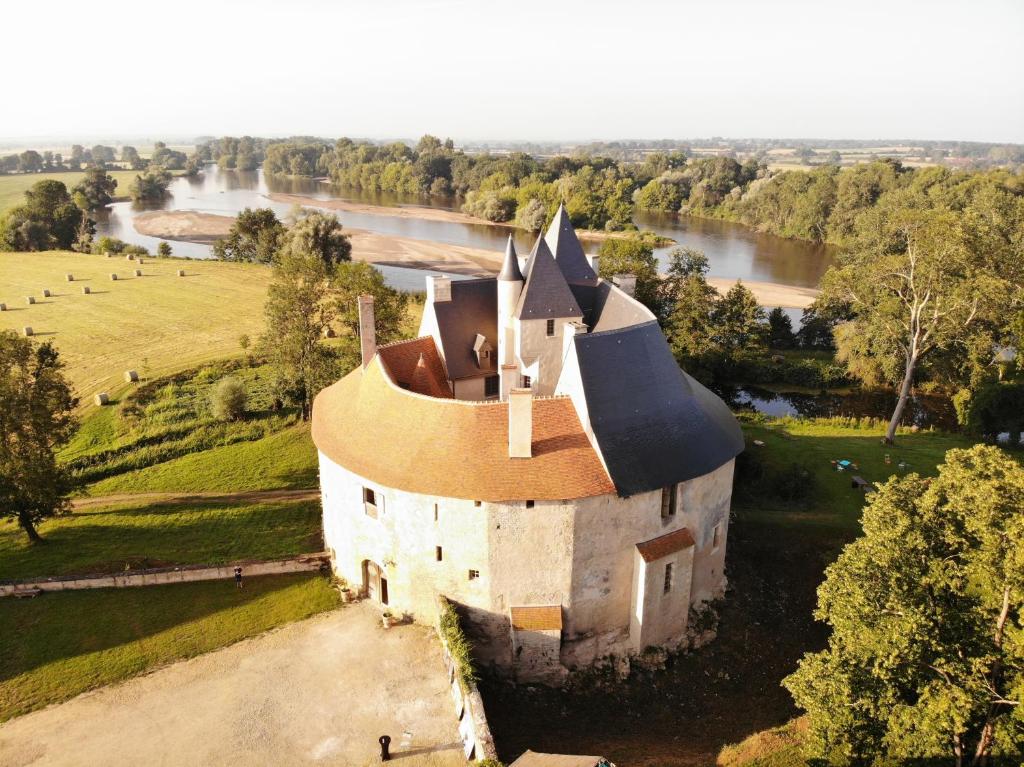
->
(508, 388, 532, 458)
(358, 294, 376, 369)
(612, 274, 637, 298)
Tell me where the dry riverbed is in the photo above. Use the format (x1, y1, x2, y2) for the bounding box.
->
(134, 210, 819, 307)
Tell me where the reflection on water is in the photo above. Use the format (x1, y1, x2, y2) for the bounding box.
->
(96, 165, 834, 292)
(729, 385, 958, 431)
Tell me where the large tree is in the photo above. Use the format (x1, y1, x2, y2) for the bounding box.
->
(659, 247, 720, 381)
(785, 445, 1024, 765)
(333, 261, 408, 368)
(72, 166, 118, 210)
(282, 210, 352, 269)
(0, 332, 78, 543)
(128, 166, 172, 201)
(597, 235, 662, 315)
(260, 246, 339, 420)
(0, 180, 84, 251)
(823, 203, 1013, 443)
(212, 207, 284, 263)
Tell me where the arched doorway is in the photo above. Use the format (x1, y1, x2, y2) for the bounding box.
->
(362, 560, 388, 605)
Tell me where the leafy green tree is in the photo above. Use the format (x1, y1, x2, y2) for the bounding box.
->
(659, 248, 719, 382)
(282, 211, 352, 269)
(515, 198, 548, 231)
(824, 204, 1014, 443)
(767, 307, 796, 349)
(0, 180, 84, 251)
(157, 241, 172, 257)
(260, 246, 339, 420)
(17, 150, 43, 173)
(333, 262, 409, 369)
(953, 382, 1024, 445)
(212, 208, 284, 264)
(711, 281, 767, 355)
(128, 166, 172, 201)
(598, 235, 661, 314)
(68, 145, 87, 170)
(90, 145, 116, 164)
(121, 146, 146, 170)
(0, 332, 78, 542)
(184, 154, 204, 176)
(149, 142, 187, 170)
(785, 445, 1024, 765)
(209, 377, 248, 421)
(71, 166, 117, 210)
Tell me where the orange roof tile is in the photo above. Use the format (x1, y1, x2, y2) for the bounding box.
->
(311, 359, 615, 502)
(377, 337, 452, 399)
(635, 528, 695, 562)
(510, 605, 563, 632)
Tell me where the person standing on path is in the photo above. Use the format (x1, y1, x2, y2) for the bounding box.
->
(234, 566, 243, 589)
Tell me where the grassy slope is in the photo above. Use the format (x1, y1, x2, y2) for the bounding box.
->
(0, 250, 270, 400)
(0, 497, 322, 582)
(0, 573, 339, 721)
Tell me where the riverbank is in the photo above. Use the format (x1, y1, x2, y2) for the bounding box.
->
(132, 210, 820, 306)
(268, 191, 674, 246)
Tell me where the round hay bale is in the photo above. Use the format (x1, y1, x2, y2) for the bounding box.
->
(26, 296, 35, 305)
(126, 254, 135, 261)
(124, 370, 139, 383)
(94, 392, 110, 406)
(138, 258, 144, 265)
(134, 269, 143, 277)
(23, 327, 33, 337)
(42, 289, 51, 298)
(176, 269, 185, 277)
(104, 251, 112, 258)
(82, 286, 91, 295)
(322, 326, 336, 338)
(66, 274, 74, 282)
(110, 273, 118, 281)
(0, 303, 6, 312)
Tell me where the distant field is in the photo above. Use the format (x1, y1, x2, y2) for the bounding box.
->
(0, 573, 338, 721)
(0, 170, 151, 214)
(0, 250, 270, 401)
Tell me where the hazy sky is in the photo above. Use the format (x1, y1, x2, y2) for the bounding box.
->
(4, 0, 1022, 143)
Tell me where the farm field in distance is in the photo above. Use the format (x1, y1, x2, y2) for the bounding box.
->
(0, 170, 178, 214)
(0, 250, 271, 401)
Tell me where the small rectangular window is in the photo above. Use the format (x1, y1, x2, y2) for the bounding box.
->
(484, 375, 499, 398)
(473, 500, 482, 507)
(363, 487, 378, 518)
(468, 569, 480, 580)
(521, 375, 532, 389)
(712, 523, 721, 549)
(434, 503, 439, 522)
(661, 484, 678, 519)
(664, 562, 674, 594)
(546, 319, 555, 336)
(525, 500, 535, 509)
(436, 546, 443, 562)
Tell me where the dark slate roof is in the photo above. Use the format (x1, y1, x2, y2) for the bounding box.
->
(515, 236, 583, 321)
(433, 278, 498, 380)
(573, 320, 744, 496)
(498, 235, 524, 282)
(545, 204, 598, 286)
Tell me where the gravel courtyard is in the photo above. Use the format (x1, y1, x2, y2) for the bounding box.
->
(0, 602, 465, 767)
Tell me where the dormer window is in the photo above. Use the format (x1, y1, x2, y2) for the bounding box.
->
(473, 333, 493, 369)
(546, 319, 555, 337)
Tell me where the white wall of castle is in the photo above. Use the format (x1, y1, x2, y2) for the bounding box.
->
(319, 450, 734, 675)
(514, 317, 576, 395)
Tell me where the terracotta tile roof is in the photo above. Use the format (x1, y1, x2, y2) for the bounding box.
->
(510, 751, 608, 767)
(635, 528, 696, 562)
(510, 605, 563, 632)
(311, 360, 615, 502)
(377, 337, 452, 399)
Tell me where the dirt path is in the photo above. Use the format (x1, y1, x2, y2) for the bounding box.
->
(0, 603, 464, 767)
(73, 488, 320, 510)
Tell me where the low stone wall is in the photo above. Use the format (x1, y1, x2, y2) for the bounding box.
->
(434, 595, 498, 762)
(0, 553, 330, 597)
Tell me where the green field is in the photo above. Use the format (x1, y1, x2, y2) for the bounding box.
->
(0, 574, 339, 722)
(0, 169, 187, 214)
(0, 497, 322, 582)
(0, 250, 271, 401)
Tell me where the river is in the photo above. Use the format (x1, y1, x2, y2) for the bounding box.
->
(94, 166, 834, 294)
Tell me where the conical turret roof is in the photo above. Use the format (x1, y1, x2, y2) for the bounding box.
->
(544, 203, 598, 286)
(498, 234, 524, 281)
(515, 235, 583, 320)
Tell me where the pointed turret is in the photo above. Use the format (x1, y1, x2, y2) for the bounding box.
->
(544, 202, 598, 286)
(498, 235, 524, 282)
(515, 234, 583, 321)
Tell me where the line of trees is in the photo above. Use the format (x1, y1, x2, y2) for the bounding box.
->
(1, 142, 202, 176)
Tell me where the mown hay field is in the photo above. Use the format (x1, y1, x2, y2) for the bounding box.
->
(0, 250, 270, 401)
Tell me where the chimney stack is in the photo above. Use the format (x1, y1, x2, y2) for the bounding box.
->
(586, 254, 600, 275)
(358, 294, 377, 369)
(612, 274, 637, 298)
(426, 274, 452, 304)
(508, 388, 533, 458)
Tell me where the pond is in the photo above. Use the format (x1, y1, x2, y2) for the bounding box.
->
(94, 166, 834, 292)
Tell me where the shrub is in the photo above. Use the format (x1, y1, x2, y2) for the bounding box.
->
(438, 596, 478, 688)
(209, 377, 248, 421)
(157, 242, 172, 257)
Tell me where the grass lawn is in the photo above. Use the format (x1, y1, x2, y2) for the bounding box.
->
(0, 573, 339, 721)
(483, 419, 981, 767)
(0, 497, 323, 581)
(0, 250, 271, 401)
(85, 423, 318, 496)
